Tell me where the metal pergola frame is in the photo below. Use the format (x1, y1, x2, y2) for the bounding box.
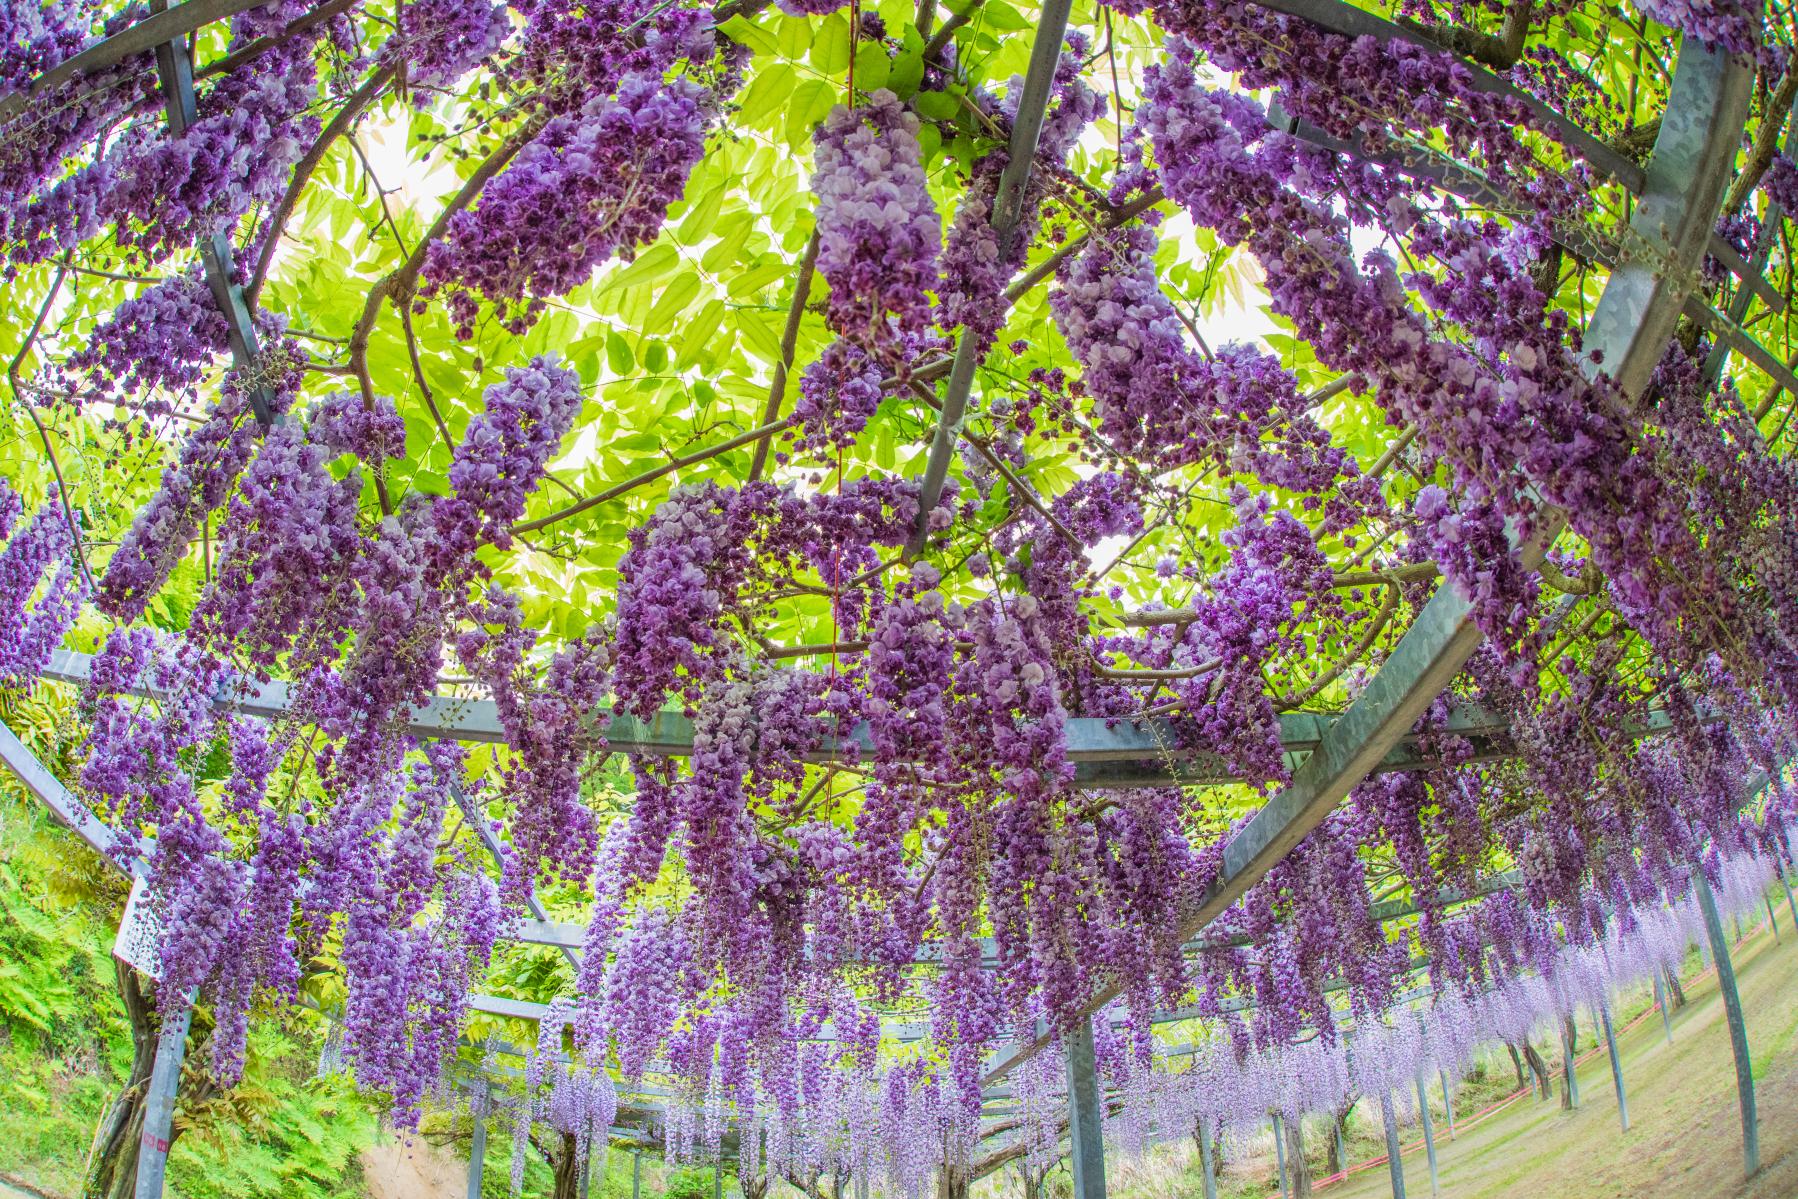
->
(0, 1, 1778, 1197)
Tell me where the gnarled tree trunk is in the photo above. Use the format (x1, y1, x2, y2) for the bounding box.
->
(83, 962, 156, 1199)
(1519, 1040, 1553, 1100)
(1286, 1114, 1313, 1199)
(85, 967, 218, 1199)
(1664, 965, 1688, 1009)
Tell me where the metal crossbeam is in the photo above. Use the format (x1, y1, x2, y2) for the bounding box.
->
(0, 0, 272, 122)
(35, 649, 1683, 789)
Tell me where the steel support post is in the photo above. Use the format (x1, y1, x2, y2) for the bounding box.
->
(134, 1003, 192, 1199)
(1065, 1019, 1108, 1199)
(1413, 1074, 1439, 1199)
(1379, 1091, 1406, 1199)
(632, 1150, 642, 1199)
(1653, 973, 1673, 1043)
(1600, 1004, 1629, 1132)
(906, 0, 1072, 554)
(468, 1083, 489, 1199)
(1197, 1117, 1218, 1199)
(1780, 827, 1798, 930)
(1696, 868, 1760, 1176)
(1273, 1111, 1289, 1199)
(713, 1160, 722, 1199)
(1766, 895, 1781, 943)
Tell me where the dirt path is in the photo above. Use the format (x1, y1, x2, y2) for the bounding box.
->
(360, 1134, 468, 1199)
(1327, 907, 1798, 1199)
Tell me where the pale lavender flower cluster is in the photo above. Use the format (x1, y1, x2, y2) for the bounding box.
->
(811, 90, 942, 337)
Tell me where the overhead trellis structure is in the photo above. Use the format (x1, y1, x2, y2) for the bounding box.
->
(1, 0, 1796, 1196)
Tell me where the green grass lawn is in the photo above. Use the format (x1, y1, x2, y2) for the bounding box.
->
(1293, 901, 1798, 1199)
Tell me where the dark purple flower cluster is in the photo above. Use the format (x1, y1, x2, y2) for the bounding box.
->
(509, 0, 714, 113)
(308, 390, 409, 463)
(186, 421, 364, 674)
(384, 0, 511, 92)
(62, 274, 231, 410)
(431, 355, 584, 559)
(1051, 226, 1364, 512)
(794, 338, 886, 452)
(938, 39, 1103, 356)
(1635, 0, 1768, 58)
(96, 365, 297, 623)
(422, 74, 708, 336)
(8, 1, 322, 267)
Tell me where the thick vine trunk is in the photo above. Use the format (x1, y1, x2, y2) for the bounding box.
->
(531, 1130, 583, 1199)
(1664, 965, 1688, 1009)
(1285, 1115, 1313, 1199)
(84, 963, 157, 1199)
(1325, 1104, 1352, 1176)
(1520, 1041, 1553, 1099)
(1505, 1042, 1527, 1090)
(1560, 1018, 1579, 1111)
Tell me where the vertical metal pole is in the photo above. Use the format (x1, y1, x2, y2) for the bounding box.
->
(1064, 1018, 1108, 1199)
(1697, 867, 1760, 1176)
(1197, 1117, 1218, 1199)
(579, 1117, 594, 1199)
(1560, 1021, 1580, 1109)
(1779, 828, 1798, 930)
(1653, 973, 1673, 1043)
(713, 1159, 722, 1199)
(1273, 1111, 1289, 1199)
(1413, 1074, 1439, 1199)
(467, 1082, 488, 1199)
(1766, 895, 1781, 943)
(134, 1004, 192, 1199)
(632, 1150, 642, 1199)
(1439, 1070, 1455, 1139)
(1379, 1091, 1406, 1199)
(1600, 1004, 1629, 1132)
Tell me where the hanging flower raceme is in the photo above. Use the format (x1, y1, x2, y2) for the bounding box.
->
(383, 0, 512, 92)
(811, 90, 942, 340)
(0, 486, 85, 684)
(422, 73, 708, 336)
(96, 343, 304, 623)
(6, 0, 322, 267)
(1050, 225, 1366, 516)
